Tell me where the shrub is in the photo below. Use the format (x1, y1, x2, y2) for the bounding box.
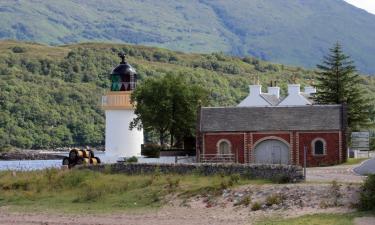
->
(141, 144, 162, 158)
(126, 156, 138, 163)
(11, 46, 26, 53)
(271, 174, 291, 184)
(166, 176, 180, 190)
(230, 174, 240, 184)
(251, 202, 261, 211)
(330, 180, 342, 206)
(265, 194, 284, 206)
(235, 195, 251, 207)
(358, 174, 375, 210)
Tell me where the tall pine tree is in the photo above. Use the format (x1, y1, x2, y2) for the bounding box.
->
(314, 43, 370, 130)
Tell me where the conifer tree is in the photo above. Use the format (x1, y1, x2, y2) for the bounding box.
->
(314, 43, 370, 130)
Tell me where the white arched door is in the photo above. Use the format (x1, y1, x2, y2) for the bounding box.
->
(254, 140, 290, 164)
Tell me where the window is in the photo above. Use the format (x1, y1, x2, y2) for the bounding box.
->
(312, 138, 326, 156)
(217, 140, 231, 155)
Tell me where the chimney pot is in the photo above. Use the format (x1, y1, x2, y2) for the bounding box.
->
(267, 86, 280, 98)
(304, 86, 317, 95)
(249, 85, 262, 95)
(287, 84, 301, 95)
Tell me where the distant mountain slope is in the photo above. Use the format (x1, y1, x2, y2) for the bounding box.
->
(0, 0, 375, 74)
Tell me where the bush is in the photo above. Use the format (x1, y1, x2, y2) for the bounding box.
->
(126, 156, 138, 163)
(11, 46, 26, 53)
(330, 180, 342, 206)
(251, 202, 261, 211)
(141, 144, 162, 158)
(359, 174, 375, 210)
(271, 174, 291, 184)
(265, 194, 284, 206)
(230, 174, 240, 184)
(234, 195, 251, 207)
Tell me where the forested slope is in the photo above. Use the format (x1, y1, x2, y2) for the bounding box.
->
(0, 40, 374, 149)
(1, 0, 375, 73)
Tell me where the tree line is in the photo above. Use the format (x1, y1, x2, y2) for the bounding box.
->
(0, 41, 374, 150)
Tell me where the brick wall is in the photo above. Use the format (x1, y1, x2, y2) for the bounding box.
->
(201, 131, 344, 167)
(297, 132, 341, 166)
(204, 133, 245, 163)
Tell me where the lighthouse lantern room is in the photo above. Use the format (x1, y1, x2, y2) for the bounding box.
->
(101, 53, 143, 160)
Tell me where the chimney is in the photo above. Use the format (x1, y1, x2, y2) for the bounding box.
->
(268, 86, 280, 98)
(287, 84, 301, 95)
(249, 85, 262, 95)
(304, 86, 316, 95)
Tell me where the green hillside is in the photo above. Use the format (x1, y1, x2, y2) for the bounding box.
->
(1, 0, 375, 74)
(0, 40, 374, 149)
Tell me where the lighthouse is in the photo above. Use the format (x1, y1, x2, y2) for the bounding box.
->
(101, 53, 143, 160)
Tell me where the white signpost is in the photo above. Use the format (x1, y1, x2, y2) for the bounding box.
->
(351, 132, 370, 158)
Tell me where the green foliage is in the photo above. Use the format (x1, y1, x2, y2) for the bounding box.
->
(0, 40, 374, 149)
(234, 195, 251, 207)
(251, 202, 262, 211)
(131, 73, 209, 146)
(314, 43, 371, 130)
(271, 174, 291, 184)
(330, 180, 342, 207)
(141, 144, 162, 158)
(359, 174, 375, 211)
(11, 46, 26, 53)
(126, 156, 138, 163)
(1, 1, 375, 74)
(255, 213, 363, 225)
(0, 169, 269, 213)
(265, 194, 284, 206)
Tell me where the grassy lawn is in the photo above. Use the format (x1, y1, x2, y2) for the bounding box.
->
(342, 158, 369, 166)
(255, 212, 375, 225)
(0, 168, 270, 213)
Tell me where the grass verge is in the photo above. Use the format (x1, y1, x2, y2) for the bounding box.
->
(255, 212, 375, 225)
(341, 158, 368, 166)
(0, 168, 270, 213)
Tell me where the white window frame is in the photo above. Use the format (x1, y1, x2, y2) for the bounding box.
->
(311, 138, 327, 156)
(216, 139, 232, 155)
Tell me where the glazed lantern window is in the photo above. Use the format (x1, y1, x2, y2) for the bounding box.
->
(110, 52, 137, 91)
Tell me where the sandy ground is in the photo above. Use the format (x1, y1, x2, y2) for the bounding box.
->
(0, 163, 370, 225)
(0, 205, 357, 225)
(354, 217, 375, 225)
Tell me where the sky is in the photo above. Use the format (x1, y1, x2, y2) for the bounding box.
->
(345, 0, 375, 14)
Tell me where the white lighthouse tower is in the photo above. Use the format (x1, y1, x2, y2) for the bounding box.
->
(101, 53, 143, 161)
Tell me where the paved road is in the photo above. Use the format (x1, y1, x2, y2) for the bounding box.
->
(306, 164, 365, 183)
(353, 158, 375, 176)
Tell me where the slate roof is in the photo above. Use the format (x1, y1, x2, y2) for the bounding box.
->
(300, 93, 315, 104)
(260, 94, 280, 106)
(200, 105, 343, 132)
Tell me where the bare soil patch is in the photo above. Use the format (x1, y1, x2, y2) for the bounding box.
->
(0, 183, 361, 225)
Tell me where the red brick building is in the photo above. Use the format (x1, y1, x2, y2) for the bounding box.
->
(196, 105, 347, 166)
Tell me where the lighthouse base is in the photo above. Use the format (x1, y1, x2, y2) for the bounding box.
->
(105, 110, 143, 159)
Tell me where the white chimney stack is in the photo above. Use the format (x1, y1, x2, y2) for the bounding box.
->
(267, 86, 280, 99)
(287, 84, 301, 95)
(304, 86, 316, 95)
(249, 85, 262, 95)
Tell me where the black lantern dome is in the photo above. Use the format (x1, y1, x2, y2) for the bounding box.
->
(110, 52, 137, 91)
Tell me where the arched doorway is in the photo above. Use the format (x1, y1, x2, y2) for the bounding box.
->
(254, 139, 290, 164)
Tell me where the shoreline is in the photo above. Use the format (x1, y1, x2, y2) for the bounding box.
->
(0, 150, 66, 161)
